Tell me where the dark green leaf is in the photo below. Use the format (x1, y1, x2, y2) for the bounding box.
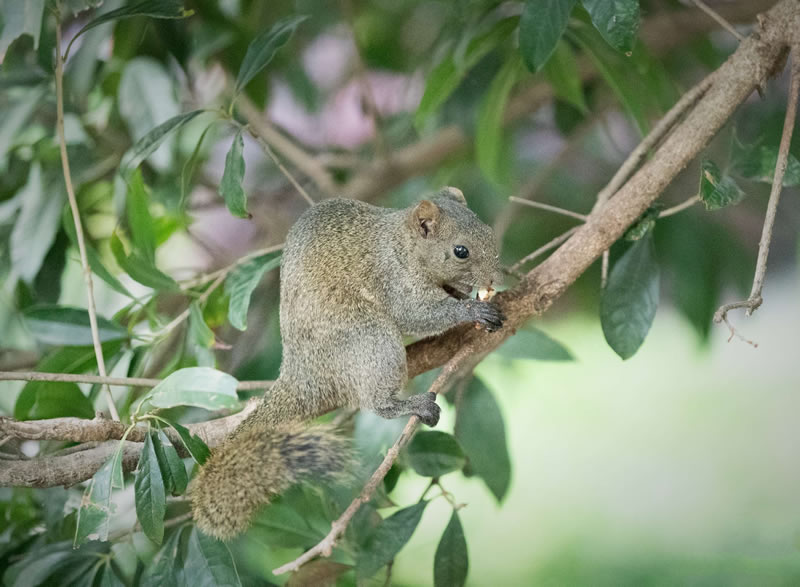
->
(126, 170, 157, 263)
(225, 253, 282, 330)
(120, 110, 204, 174)
(143, 367, 239, 411)
(219, 129, 250, 218)
(5, 541, 97, 587)
(407, 431, 465, 477)
(434, 510, 469, 587)
(234, 16, 308, 95)
(476, 56, 523, 185)
(495, 327, 574, 361)
(94, 560, 125, 587)
(731, 139, 800, 187)
(0, 0, 45, 54)
(624, 205, 662, 241)
(455, 377, 511, 502)
(600, 233, 660, 359)
(699, 159, 746, 211)
(142, 526, 185, 587)
(74, 451, 121, 545)
(414, 17, 518, 130)
(543, 40, 587, 112)
(519, 0, 577, 72)
(358, 501, 428, 579)
(135, 431, 166, 544)
(184, 527, 242, 586)
(66, 0, 192, 57)
(156, 416, 211, 464)
(581, 0, 640, 53)
(189, 302, 215, 348)
(110, 231, 180, 291)
(154, 430, 189, 496)
(62, 209, 132, 298)
(23, 305, 128, 346)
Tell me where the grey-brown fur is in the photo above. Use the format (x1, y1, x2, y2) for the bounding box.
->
(191, 187, 504, 539)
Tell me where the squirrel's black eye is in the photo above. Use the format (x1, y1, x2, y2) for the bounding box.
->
(453, 245, 469, 259)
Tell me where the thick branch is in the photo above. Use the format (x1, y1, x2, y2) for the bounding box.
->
(0, 370, 274, 390)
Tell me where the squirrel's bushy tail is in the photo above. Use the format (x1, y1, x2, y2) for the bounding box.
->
(191, 423, 351, 541)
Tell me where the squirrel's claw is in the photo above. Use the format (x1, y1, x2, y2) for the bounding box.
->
(414, 392, 441, 427)
(469, 300, 506, 332)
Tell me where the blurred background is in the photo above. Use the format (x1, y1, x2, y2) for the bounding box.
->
(2, 0, 800, 584)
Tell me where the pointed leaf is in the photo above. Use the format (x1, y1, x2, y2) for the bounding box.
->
(157, 416, 211, 464)
(144, 367, 239, 411)
(110, 231, 180, 291)
(495, 327, 574, 361)
(235, 16, 308, 95)
(543, 40, 587, 112)
(358, 501, 428, 579)
(153, 430, 188, 496)
(74, 451, 120, 545)
(126, 170, 157, 263)
(455, 377, 511, 502)
(142, 526, 185, 587)
(189, 302, 215, 348)
(699, 159, 746, 211)
(135, 431, 166, 544)
(23, 305, 127, 346)
(476, 56, 523, 185)
(731, 139, 800, 187)
(600, 233, 660, 359)
(120, 110, 204, 174)
(219, 129, 250, 218)
(225, 253, 282, 330)
(185, 527, 242, 586)
(407, 431, 465, 477)
(581, 0, 640, 53)
(519, 0, 577, 72)
(434, 510, 468, 587)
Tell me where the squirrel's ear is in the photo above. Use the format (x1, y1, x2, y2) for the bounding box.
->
(438, 186, 467, 205)
(409, 200, 440, 238)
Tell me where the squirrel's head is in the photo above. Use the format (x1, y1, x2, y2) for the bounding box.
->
(406, 187, 503, 298)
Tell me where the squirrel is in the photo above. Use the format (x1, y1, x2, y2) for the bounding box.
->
(191, 187, 505, 540)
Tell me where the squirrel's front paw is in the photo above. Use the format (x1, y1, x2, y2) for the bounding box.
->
(465, 300, 506, 332)
(413, 392, 440, 427)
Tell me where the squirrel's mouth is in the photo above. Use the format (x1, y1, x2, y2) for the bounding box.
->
(442, 283, 471, 300)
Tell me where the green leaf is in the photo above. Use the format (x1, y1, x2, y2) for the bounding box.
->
(434, 510, 469, 587)
(407, 431, 466, 477)
(543, 40, 587, 112)
(235, 16, 308, 95)
(118, 58, 180, 172)
(110, 231, 180, 291)
(184, 527, 242, 586)
(730, 138, 800, 187)
(65, 0, 192, 57)
(189, 302, 215, 348)
(154, 429, 188, 496)
(519, 0, 577, 72)
(23, 305, 128, 346)
(74, 451, 121, 545)
(0, 86, 45, 164)
(624, 205, 661, 241)
(581, 0, 640, 53)
(225, 253, 282, 330)
(156, 416, 211, 464)
(144, 367, 239, 411)
(0, 0, 45, 54)
(358, 501, 428, 579)
(94, 560, 125, 587)
(10, 163, 65, 283)
(699, 159, 746, 211)
(414, 17, 518, 130)
(142, 526, 185, 587)
(600, 232, 660, 359)
(62, 209, 132, 298)
(126, 170, 157, 263)
(120, 110, 205, 175)
(495, 327, 574, 361)
(455, 377, 511, 502)
(476, 56, 523, 185)
(218, 129, 250, 218)
(135, 431, 167, 545)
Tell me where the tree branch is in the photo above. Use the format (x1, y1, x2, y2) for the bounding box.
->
(55, 20, 119, 421)
(0, 371, 273, 390)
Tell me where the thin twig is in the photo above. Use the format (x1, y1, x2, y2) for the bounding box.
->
(245, 125, 316, 206)
(154, 271, 227, 338)
(179, 243, 284, 290)
(0, 371, 274, 391)
(714, 46, 800, 330)
(692, 0, 745, 42)
(508, 197, 588, 221)
(509, 226, 580, 273)
(55, 21, 119, 422)
(272, 345, 475, 576)
(658, 194, 701, 217)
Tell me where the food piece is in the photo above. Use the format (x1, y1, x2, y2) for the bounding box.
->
(477, 286, 495, 301)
